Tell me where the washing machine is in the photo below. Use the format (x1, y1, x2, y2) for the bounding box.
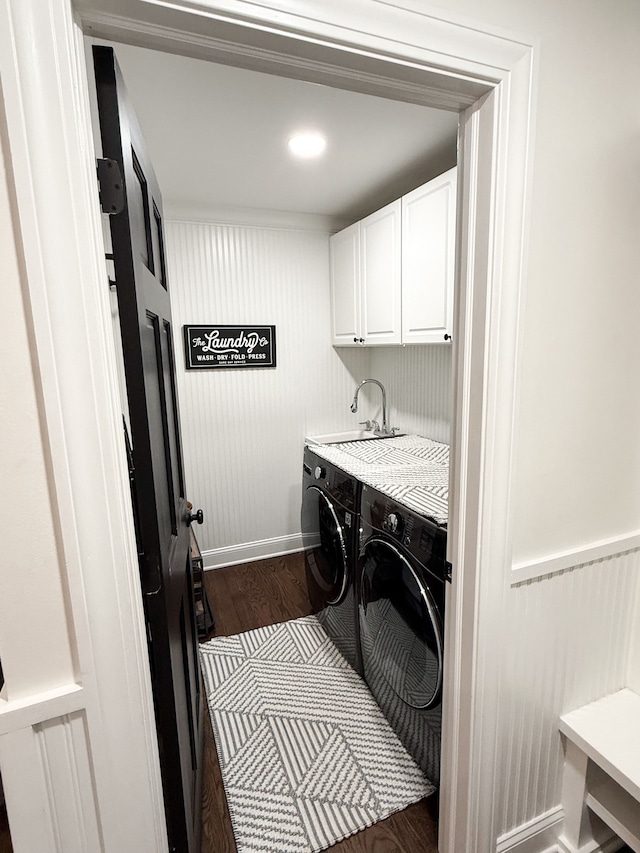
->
(301, 446, 362, 673)
(357, 483, 447, 786)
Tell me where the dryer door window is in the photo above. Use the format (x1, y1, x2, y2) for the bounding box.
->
(359, 538, 443, 709)
(302, 486, 349, 605)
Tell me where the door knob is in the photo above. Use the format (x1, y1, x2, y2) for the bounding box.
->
(188, 508, 204, 525)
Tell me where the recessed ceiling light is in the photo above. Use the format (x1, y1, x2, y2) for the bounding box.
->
(287, 132, 327, 159)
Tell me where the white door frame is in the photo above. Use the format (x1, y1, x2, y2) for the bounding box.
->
(0, 0, 536, 850)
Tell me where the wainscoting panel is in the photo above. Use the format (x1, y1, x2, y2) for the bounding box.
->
(35, 713, 102, 853)
(627, 573, 640, 694)
(165, 220, 370, 553)
(0, 712, 101, 853)
(496, 805, 563, 853)
(497, 548, 640, 839)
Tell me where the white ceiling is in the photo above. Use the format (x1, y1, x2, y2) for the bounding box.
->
(108, 42, 459, 225)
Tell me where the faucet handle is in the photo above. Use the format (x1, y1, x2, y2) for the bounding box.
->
(359, 420, 379, 432)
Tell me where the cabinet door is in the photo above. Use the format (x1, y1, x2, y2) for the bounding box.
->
(361, 199, 402, 345)
(330, 222, 361, 346)
(401, 167, 457, 344)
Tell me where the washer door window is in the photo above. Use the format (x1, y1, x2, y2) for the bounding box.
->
(359, 538, 443, 709)
(302, 486, 349, 605)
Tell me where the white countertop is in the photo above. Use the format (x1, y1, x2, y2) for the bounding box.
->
(306, 434, 449, 527)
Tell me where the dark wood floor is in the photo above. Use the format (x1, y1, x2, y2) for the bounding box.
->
(200, 552, 438, 853)
(0, 797, 12, 853)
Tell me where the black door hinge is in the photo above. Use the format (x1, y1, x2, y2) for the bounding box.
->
(445, 560, 453, 583)
(96, 158, 124, 215)
(104, 253, 117, 289)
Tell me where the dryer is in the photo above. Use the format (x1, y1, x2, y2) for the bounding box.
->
(357, 483, 446, 786)
(301, 446, 362, 673)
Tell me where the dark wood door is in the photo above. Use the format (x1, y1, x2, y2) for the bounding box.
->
(93, 45, 203, 853)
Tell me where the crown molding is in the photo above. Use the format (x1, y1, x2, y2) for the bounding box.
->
(79, 8, 484, 109)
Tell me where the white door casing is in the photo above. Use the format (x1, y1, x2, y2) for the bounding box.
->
(0, 1, 537, 851)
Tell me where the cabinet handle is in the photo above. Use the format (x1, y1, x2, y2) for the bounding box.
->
(353, 337, 358, 343)
(444, 333, 452, 341)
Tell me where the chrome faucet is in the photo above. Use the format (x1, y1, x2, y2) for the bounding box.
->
(350, 379, 396, 437)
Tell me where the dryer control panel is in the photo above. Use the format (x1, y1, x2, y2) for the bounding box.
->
(361, 484, 447, 581)
(303, 447, 359, 512)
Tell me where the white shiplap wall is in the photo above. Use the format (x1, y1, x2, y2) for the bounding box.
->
(165, 217, 453, 562)
(627, 572, 640, 694)
(496, 548, 640, 840)
(370, 345, 452, 444)
(165, 219, 371, 558)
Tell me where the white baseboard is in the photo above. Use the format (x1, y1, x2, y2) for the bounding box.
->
(497, 807, 626, 853)
(202, 534, 304, 570)
(557, 836, 624, 853)
(497, 806, 564, 853)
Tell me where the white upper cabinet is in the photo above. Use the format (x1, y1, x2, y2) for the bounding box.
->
(329, 222, 360, 346)
(361, 200, 402, 345)
(329, 167, 457, 347)
(330, 200, 401, 346)
(402, 167, 457, 344)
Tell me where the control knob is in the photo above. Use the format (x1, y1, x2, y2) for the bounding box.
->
(314, 466, 326, 481)
(385, 512, 402, 534)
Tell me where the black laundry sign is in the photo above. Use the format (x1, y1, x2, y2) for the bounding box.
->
(184, 325, 277, 369)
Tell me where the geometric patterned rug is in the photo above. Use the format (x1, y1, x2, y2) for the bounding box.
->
(199, 615, 434, 853)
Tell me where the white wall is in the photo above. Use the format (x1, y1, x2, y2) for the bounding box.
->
(165, 218, 371, 560)
(419, 0, 640, 843)
(0, 99, 76, 703)
(370, 346, 452, 445)
(435, 0, 640, 566)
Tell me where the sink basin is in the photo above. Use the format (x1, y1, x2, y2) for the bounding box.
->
(305, 430, 400, 445)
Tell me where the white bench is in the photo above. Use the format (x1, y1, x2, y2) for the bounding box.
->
(559, 688, 640, 853)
